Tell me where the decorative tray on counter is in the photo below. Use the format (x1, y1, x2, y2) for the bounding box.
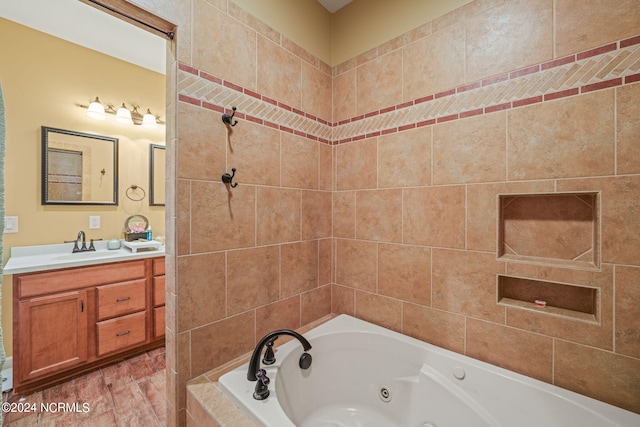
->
(121, 240, 162, 253)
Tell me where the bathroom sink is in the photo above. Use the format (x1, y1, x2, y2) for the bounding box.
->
(52, 251, 120, 261)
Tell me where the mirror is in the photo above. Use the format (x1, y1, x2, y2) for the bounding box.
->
(41, 126, 118, 205)
(149, 144, 165, 206)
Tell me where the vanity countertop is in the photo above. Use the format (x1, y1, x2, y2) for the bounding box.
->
(2, 240, 165, 275)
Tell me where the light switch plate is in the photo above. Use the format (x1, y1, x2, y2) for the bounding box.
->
(4, 216, 18, 233)
(89, 216, 101, 229)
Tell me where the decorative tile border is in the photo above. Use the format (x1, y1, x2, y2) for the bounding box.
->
(177, 35, 640, 145)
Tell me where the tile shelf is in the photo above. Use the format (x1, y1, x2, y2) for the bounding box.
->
(498, 275, 599, 324)
(497, 192, 600, 270)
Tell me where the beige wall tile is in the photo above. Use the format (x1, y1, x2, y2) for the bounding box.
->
(432, 249, 506, 323)
(617, 83, 640, 175)
(466, 319, 553, 382)
(378, 128, 431, 188)
(176, 179, 191, 256)
(319, 238, 333, 286)
(403, 24, 466, 98)
(192, 0, 256, 89)
(191, 182, 255, 252)
(333, 69, 356, 123)
(281, 134, 318, 189)
(302, 190, 332, 240)
(403, 186, 465, 248)
(227, 120, 280, 186)
(281, 240, 319, 298)
(556, 0, 640, 57)
(301, 285, 332, 325)
(403, 303, 465, 354)
(333, 191, 356, 238)
(331, 284, 355, 316)
(177, 102, 225, 181)
(177, 253, 226, 332)
(336, 139, 377, 190)
(255, 296, 301, 341)
(466, 0, 552, 82)
(558, 175, 640, 266)
(504, 264, 614, 350)
(615, 265, 640, 359)
(318, 144, 333, 191)
(257, 35, 301, 108)
(335, 239, 377, 292)
(466, 181, 555, 252)
(356, 50, 403, 115)
(378, 244, 431, 306)
(355, 291, 402, 332)
(301, 62, 332, 122)
(256, 187, 301, 245)
(190, 311, 255, 377)
(554, 340, 640, 413)
(433, 112, 506, 184)
(356, 189, 402, 242)
(508, 90, 615, 180)
(227, 246, 280, 316)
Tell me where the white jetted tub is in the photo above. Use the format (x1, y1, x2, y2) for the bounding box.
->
(219, 315, 639, 427)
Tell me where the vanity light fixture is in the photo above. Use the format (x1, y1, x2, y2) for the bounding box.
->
(81, 97, 164, 126)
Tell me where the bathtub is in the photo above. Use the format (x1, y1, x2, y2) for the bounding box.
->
(219, 315, 639, 427)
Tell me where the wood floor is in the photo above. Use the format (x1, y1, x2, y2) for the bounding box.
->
(2, 347, 165, 426)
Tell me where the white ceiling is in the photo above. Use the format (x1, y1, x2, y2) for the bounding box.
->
(0, 0, 166, 74)
(317, 0, 353, 13)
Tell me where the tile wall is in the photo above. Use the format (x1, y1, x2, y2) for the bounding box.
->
(128, 0, 640, 425)
(329, 0, 640, 418)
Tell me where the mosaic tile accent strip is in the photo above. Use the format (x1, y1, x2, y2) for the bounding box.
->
(177, 36, 640, 145)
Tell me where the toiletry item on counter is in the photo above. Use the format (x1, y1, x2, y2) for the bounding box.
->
(107, 239, 122, 250)
(146, 227, 152, 241)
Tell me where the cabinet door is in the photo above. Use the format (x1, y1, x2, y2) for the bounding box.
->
(17, 291, 88, 382)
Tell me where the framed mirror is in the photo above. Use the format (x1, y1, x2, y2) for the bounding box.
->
(41, 126, 118, 205)
(149, 144, 165, 206)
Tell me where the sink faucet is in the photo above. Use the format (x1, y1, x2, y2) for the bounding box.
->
(247, 329, 312, 400)
(65, 231, 98, 253)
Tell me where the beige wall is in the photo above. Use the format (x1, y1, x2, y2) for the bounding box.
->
(331, 0, 473, 65)
(0, 18, 166, 356)
(231, 0, 332, 65)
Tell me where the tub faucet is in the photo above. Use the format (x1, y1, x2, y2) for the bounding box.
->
(247, 329, 313, 400)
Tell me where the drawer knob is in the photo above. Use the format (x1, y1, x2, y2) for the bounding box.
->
(116, 330, 131, 337)
(116, 297, 131, 302)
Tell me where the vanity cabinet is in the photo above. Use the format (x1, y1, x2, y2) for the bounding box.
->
(17, 291, 88, 382)
(13, 256, 165, 394)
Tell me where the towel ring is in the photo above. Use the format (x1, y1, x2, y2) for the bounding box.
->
(126, 184, 146, 202)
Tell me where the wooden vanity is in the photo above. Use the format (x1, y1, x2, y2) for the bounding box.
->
(11, 256, 165, 394)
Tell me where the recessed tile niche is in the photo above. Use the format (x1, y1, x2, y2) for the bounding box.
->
(497, 192, 599, 270)
(498, 275, 599, 323)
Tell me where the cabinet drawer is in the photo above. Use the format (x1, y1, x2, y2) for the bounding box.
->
(153, 276, 165, 307)
(18, 260, 146, 298)
(154, 306, 165, 339)
(96, 280, 146, 321)
(96, 311, 146, 356)
(153, 257, 165, 276)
